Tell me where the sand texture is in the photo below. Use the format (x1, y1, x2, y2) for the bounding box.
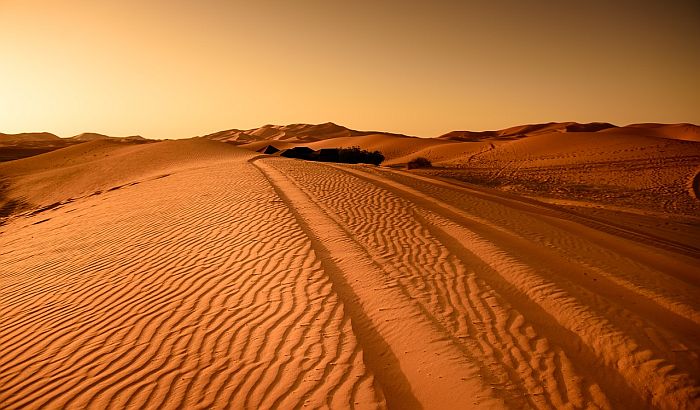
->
(1, 133, 699, 409)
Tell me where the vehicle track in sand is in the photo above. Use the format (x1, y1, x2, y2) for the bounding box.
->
(255, 157, 699, 409)
(1, 149, 698, 409)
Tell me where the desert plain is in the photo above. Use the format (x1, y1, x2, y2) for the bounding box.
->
(0, 122, 699, 409)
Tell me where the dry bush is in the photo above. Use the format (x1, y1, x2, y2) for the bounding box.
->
(407, 157, 432, 169)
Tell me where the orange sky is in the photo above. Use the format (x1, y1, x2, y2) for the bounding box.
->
(1, 0, 698, 138)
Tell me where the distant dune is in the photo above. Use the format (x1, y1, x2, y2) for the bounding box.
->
(1, 132, 76, 162)
(205, 122, 700, 217)
(200, 122, 410, 144)
(1, 123, 699, 409)
(437, 122, 617, 142)
(69, 132, 146, 142)
(604, 123, 700, 142)
(0, 132, 61, 142)
(2, 121, 699, 217)
(0, 132, 151, 162)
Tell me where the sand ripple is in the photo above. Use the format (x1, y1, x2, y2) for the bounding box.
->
(1, 146, 698, 409)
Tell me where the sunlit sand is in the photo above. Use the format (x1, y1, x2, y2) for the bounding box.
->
(1, 122, 698, 409)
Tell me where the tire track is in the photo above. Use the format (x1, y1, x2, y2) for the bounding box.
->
(263, 158, 604, 409)
(341, 163, 700, 409)
(252, 158, 504, 410)
(264, 157, 699, 409)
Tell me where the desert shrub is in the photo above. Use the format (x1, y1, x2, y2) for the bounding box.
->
(280, 146, 316, 160)
(337, 146, 384, 165)
(407, 157, 432, 169)
(319, 148, 340, 162)
(280, 146, 384, 165)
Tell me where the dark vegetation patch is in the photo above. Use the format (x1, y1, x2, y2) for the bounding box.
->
(279, 146, 384, 165)
(406, 157, 432, 169)
(257, 145, 280, 155)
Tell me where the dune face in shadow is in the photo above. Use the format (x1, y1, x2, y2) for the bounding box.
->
(0, 132, 80, 162)
(0, 125, 699, 409)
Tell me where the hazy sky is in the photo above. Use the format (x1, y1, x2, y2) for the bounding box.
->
(1, 1, 698, 138)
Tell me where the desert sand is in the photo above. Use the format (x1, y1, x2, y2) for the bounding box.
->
(1, 123, 699, 409)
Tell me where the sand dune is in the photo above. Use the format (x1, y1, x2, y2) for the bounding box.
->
(0, 132, 62, 143)
(0, 132, 151, 163)
(437, 122, 617, 142)
(227, 122, 700, 218)
(0, 141, 384, 409)
(430, 130, 700, 217)
(69, 133, 146, 142)
(0, 132, 78, 163)
(614, 124, 700, 142)
(1, 136, 698, 409)
(201, 122, 401, 144)
(0, 139, 230, 217)
(241, 133, 488, 167)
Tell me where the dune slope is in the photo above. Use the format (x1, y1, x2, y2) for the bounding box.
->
(0, 141, 384, 409)
(1, 141, 698, 409)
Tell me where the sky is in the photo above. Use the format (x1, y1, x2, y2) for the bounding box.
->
(1, 0, 699, 139)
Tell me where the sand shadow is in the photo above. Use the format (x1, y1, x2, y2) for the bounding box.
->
(0, 178, 29, 224)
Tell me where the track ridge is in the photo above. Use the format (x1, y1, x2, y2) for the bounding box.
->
(251, 157, 504, 410)
(333, 163, 700, 408)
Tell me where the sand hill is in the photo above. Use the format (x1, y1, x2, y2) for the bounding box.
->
(218, 122, 700, 218)
(1, 124, 699, 409)
(69, 133, 146, 142)
(438, 122, 617, 142)
(1, 132, 78, 163)
(0, 132, 151, 163)
(200, 122, 410, 144)
(0, 132, 62, 143)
